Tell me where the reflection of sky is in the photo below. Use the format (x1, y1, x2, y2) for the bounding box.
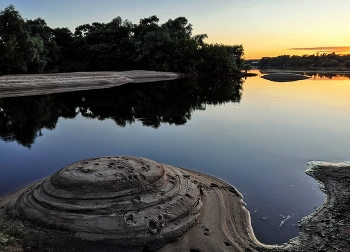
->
(310, 75, 350, 80)
(5, 0, 350, 58)
(1, 73, 349, 244)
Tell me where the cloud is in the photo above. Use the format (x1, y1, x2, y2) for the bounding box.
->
(289, 46, 350, 53)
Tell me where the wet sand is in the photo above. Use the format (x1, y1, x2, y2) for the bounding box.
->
(158, 168, 277, 252)
(0, 71, 181, 98)
(281, 161, 350, 251)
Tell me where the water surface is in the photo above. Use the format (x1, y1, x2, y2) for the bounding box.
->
(1, 71, 349, 244)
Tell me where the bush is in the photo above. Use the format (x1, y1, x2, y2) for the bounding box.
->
(0, 220, 26, 250)
(343, 60, 350, 68)
(198, 44, 234, 74)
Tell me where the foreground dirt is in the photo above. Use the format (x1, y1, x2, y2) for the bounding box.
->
(0, 71, 181, 98)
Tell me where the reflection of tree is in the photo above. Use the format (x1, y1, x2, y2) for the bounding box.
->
(311, 73, 350, 79)
(0, 96, 56, 147)
(0, 94, 80, 147)
(259, 70, 350, 79)
(0, 77, 244, 147)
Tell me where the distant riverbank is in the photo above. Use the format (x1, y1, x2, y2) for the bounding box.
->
(256, 68, 350, 82)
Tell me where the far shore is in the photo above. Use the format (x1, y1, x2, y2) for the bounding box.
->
(258, 68, 350, 76)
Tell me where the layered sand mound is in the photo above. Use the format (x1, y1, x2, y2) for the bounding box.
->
(4, 157, 204, 251)
(0, 156, 270, 251)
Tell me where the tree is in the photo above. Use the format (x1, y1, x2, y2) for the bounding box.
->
(26, 35, 47, 73)
(82, 17, 134, 70)
(343, 60, 350, 68)
(163, 17, 192, 40)
(198, 44, 236, 74)
(0, 5, 49, 74)
(0, 5, 246, 75)
(0, 5, 29, 73)
(26, 18, 52, 43)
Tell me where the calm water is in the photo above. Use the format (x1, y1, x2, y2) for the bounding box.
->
(1, 70, 349, 244)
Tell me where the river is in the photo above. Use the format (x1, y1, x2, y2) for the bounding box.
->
(0, 70, 349, 244)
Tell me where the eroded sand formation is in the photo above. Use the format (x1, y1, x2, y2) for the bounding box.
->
(0, 71, 181, 98)
(3, 157, 204, 251)
(0, 156, 271, 251)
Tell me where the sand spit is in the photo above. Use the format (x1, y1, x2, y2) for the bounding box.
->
(1, 158, 349, 252)
(0, 71, 181, 98)
(282, 161, 350, 252)
(261, 73, 310, 82)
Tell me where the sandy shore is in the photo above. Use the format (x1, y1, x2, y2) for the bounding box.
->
(0, 71, 181, 98)
(1, 159, 349, 252)
(281, 161, 350, 251)
(158, 168, 277, 252)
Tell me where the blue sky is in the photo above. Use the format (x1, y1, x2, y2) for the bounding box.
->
(2, 0, 350, 59)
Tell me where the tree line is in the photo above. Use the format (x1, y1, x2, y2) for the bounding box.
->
(0, 5, 247, 75)
(258, 53, 350, 69)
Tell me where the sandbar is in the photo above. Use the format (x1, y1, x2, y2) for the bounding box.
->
(261, 73, 310, 82)
(0, 71, 181, 98)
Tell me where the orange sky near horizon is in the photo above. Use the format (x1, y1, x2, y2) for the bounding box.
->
(231, 47, 350, 60)
(241, 47, 350, 60)
(200, 0, 350, 60)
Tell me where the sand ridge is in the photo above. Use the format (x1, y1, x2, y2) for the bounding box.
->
(159, 168, 279, 252)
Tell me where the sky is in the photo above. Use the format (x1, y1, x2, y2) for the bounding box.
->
(2, 0, 350, 59)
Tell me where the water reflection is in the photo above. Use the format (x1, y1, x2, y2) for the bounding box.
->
(308, 73, 350, 80)
(259, 69, 350, 79)
(0, 77, 244, 148)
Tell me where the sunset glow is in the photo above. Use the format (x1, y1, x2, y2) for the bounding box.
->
(3, 0, 350, 59)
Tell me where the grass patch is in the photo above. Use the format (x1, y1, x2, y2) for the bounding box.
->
(0, 220, 26, 250)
